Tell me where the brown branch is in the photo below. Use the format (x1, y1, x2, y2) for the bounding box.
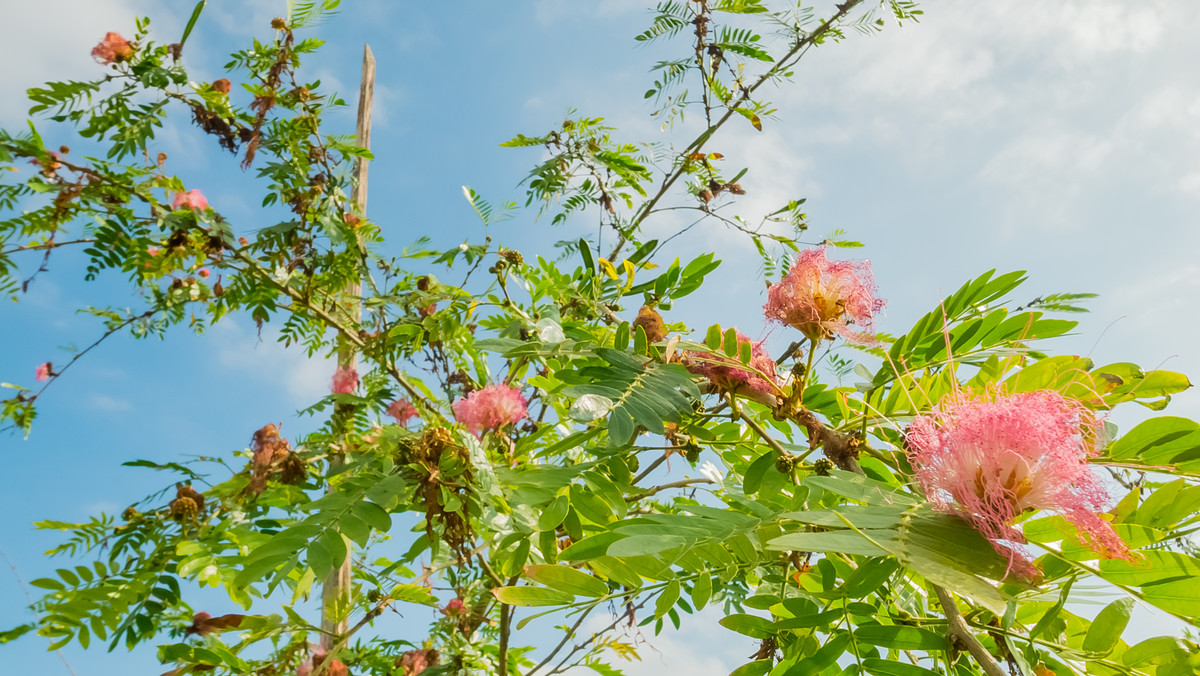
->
(498, 574, 519, 675)
(0, 238, 95, 256)
(794, 408, 864, 475)
(625, 476, 714, 502)
(631, 453, 667, 484)
(729, 395, 789, 457)
(933, 585, 1007, 676)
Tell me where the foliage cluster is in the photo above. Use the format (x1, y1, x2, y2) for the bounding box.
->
(3, 3, 1199, 676)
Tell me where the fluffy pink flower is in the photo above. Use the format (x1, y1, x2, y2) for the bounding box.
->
(35, 362, 52, 382)
(686, 331, 779, 395)
(198, 268, 211, 279)
(440, 598, 465, 616)
(148, 247, 160, 257)
(764, 248, 885, 343)
(399, 649, 436, 676)
(452, 384, 528, 436)
(91, 32, 133, 65)
(906, 388, 1132, 577)
(387, 398, 418, 425)
(172, 189, 209, 211)
(331, 366, 359, 394)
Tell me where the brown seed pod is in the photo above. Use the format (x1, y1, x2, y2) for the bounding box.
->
(633, 305, 666, 344)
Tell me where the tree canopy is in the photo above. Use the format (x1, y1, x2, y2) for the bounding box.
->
(3, 3, 1199, 676)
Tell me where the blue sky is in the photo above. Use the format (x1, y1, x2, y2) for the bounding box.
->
(2, 0, 1199, 673)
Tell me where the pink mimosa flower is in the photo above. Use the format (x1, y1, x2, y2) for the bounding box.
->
(764, 248, 885, 344)
(331, 366, 359, 394)
(452, 384, 528, 436)
(686, 331, 779, 395)
(399, 649, 438, 676)
(91, 32, 133, 64)
(172, 189, 209, 211)
(148, 247, 160, 257)
(440, 598, 465, 616)
(198, 268, 211, 278)
(35, 362, 52, 381)
(906, 388, 1132, 577)
(386, 398, 418, 425)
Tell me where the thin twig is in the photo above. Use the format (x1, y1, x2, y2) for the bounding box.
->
(27, 309, 155, 401)
(0, 238, 95, 256)
(1, 551, 79, 676)
(728, 394, 789, 456)
(625, 477, 714, 502)
(543, 598, 652, 676)
(631, 454, 668, 484)
(607, 0, 863, 260)
(527, 605, 597, 676)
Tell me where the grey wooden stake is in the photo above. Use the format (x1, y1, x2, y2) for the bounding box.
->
(321, 43, 375, 651)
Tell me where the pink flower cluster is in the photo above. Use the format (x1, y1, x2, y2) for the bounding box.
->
(764, 248, 884, 344)
(36, 362, 52, 382)
(387, 398, 418, 425)
(452, 384, 528, 436)
(91, 32, 133, 65)
(906, 388, 1132, 577)
(172, 189, 209, 211)
(686, 331, 779, 395)
(331, 366, 359, 394)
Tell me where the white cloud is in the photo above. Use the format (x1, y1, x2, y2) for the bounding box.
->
(1179, 172, 1200, 196)
(206, 0, 279, 40)
(1051, 3, 1165, 57)
(212, 321, 333, 407)
(84, 500, 121, 516)
(0, 0, 154, 125)
(849, 34, 995, 102)
(534, 0, 645, 26)
(88, 393, 132, 412)
(565, 606, 751, 676)
(977, 130, 1114, 227)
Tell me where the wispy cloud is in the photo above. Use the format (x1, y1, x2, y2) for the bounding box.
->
(212, 321, 334, 407)
(88, 394, 132, 412)
(0, 0, 153, 125)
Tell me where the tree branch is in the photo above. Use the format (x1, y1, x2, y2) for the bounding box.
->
(625, 476, 714, 502)
(933, 585, 1007, 676)
(0, 238, 95, 256)
(607, 0, 863, 260)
